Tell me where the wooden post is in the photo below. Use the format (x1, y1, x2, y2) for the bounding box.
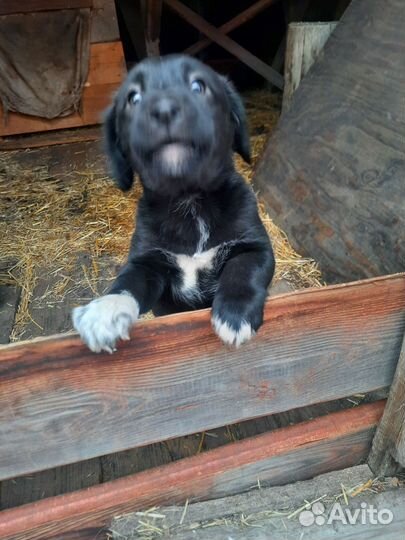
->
(283, 22, 337, 111)
(141, 0, 162, 56)
(369, 332, 405, 475)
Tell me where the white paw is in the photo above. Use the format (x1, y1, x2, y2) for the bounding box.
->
(212, 316, 254, 347)
(72, 292, 139, 353)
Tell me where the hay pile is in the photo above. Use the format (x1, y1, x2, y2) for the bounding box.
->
(0, 89, 322, 341)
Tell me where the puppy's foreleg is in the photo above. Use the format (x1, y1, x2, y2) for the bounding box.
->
(212, 249, 274, 347)
(72, 258, 166, 353)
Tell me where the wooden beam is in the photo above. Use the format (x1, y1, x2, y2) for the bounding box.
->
(369, 332, 405, 475)
(0, 0, 93, 15)
(184, 0, 279, 57)
(0, 401, 385, 540)
(164, 0, 284, 89)
(0, 274, 404, 481)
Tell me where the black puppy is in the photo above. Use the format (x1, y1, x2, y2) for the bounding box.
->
(73, 54, 275, 353)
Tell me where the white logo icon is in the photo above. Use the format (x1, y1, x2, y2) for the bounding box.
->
(299, 502, 326, 527)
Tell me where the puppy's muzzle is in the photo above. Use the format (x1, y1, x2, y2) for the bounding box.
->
(150, 96, 181, 127)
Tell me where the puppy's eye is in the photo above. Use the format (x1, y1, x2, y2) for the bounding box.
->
(190, 79, 205, 94)
(128, 90, 142, 106)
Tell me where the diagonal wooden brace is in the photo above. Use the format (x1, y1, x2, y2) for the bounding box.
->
(164, 0, 284, 88)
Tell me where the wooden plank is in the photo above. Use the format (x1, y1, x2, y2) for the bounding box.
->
(283, 22, 337, 111)
(163, 0, 284, 89)
(0, 401, 385, 540)
(0, 274, 404, 481)
(0, 126, 101, 151)
(369, 332, 405, 475)
(184, 0, 279, 57)
(0, 0, 93, 15)
(254, 0, 405, 283)
(0, 42, 125, 136)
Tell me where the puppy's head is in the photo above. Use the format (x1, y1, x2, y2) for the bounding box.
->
(104, 54, 250, 195)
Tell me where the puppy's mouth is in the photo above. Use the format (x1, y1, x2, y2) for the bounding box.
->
(152, 140, 198, 176)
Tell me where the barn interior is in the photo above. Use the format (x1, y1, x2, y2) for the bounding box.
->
(0, 1, 404, 538)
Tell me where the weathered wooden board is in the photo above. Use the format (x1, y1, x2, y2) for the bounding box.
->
(0, 275, 404, 481)
(254, 0, 405, 283)
(0, 401, 385, 540)
(369, 331, 405, 474)
(0, 42, 125, 136)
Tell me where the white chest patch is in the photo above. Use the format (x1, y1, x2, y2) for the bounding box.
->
(176, 246, 218, 293)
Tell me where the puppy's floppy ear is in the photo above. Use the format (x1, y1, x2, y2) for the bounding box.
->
(104, 104, 134, 191)
(222, 77, 251, 164)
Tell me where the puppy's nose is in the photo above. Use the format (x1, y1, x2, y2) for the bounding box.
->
(150, 97, 180, 125)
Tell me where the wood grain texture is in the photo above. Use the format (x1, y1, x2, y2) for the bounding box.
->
(0, 42, 125, 136)
(369, 332, 405, 474)
(254, 0, 405, 283)
(0, 274, 404, 481)
(0, 401, 385, 540)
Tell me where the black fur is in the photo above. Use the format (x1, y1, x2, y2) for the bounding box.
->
(76, 54, 275, 349)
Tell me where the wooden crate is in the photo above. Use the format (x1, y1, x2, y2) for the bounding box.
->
(0, 273, 404, 539)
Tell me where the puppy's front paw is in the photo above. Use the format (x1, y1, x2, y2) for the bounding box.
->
(72, 292, 139, 353)
(212, 315, 254, 347)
